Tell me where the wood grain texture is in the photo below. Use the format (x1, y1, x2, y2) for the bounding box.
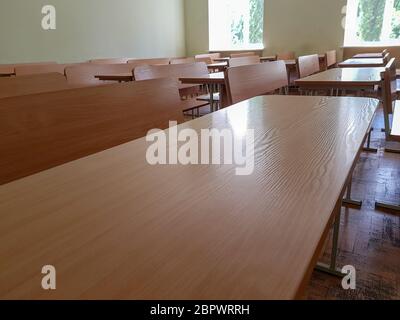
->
(0, 78, 184, 185)
(0, 73, 71, 99)
(0, 95, 378, 299)
(226, 61, 288, 104)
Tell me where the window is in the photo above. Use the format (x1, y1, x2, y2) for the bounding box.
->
(208, 0, 264, 51)
(344, 0, 400, 46)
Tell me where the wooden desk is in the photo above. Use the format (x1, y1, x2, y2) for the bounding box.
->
(207, 62, 227, 72)
(0, 73, 71, 99)
(296, 67, 384, 91)
(353, 53, 384, 59)
(180, 72, 228, 108)
(260, 55, 277, 62)
(213, 57, 230, 63)
(95, 73, 133, 82)
(338, 58, 385, 68)
(0, 95, 378, 300)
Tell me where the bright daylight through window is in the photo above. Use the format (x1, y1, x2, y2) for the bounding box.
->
(208, 0, 264, 51)
(344, 0, 400, 46)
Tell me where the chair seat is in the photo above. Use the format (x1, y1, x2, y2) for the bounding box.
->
(196, 92, 220, 102)
(391, 101, 400, 140)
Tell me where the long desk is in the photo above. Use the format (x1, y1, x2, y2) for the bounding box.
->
(338, 58, 385, 68)
(180, 72, 227, 109)
(0, 73, 71, 99)
(0, 95, 378, 299)
(295, 67, 384, 91)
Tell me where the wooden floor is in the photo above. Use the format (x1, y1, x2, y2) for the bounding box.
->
(306, 107, 400, 300)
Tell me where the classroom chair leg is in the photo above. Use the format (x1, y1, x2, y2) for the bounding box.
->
(315, 207, 346, 278)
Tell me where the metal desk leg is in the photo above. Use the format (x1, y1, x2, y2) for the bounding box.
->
(315, 207, 346, 278)
(209, 84, 215, 113)
(342, 176, 362, 208)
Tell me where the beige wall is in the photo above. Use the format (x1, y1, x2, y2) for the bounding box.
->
(0, 0, 186, 64)
(185, 0, 347, 59)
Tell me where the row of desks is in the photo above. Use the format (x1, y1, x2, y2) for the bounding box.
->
(0, 94, 379, 299)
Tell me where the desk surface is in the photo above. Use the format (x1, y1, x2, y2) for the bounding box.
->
(0, 66, 15, 77)
(338, 58, 385, 68)
(353, 53, 384, 59)
(0, 73, 71, 99)
(296, 67, 384, 88)
(0, 95, 378, 299)
(180, 72, 225, 85)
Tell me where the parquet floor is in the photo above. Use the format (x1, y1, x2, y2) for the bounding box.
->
(306, 107, 400, 300)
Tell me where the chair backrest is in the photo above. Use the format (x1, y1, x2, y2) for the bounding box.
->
(170, 57, 196, 65)
(382, 58, 397, 116)
(89, 58, 131, 64)
(195, 57, 213, 65)
(277, 52, 296, 60)
(0, 73, 70, 99)
(297, 54, 320, 78)
(0, 78, 184, 185)
(382, 49, 388, 55)
(0, 61, 57, 75)
(325, 50, 337, 70)
(226, 61, 288, 104)
(65, 64, 134, 87)
(15, 64, 67, 76)
(134, 62, 209, 81)
(230, 52, 256, 58)
(229, 56, 260, 67)
(195, 53, 221, 62)
(127, 58, 171, 66)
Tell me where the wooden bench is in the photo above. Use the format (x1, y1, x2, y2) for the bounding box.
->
(226, 61, 288, 104)
(89, 58, 132, 64)
(229, 56, 260, 67)
(127, 58, 170, 66)
(65, 64, 134, 87)
(134, 62, 212, 115)
(0, 78, 184, 185)
(15, 64, 67, 76)
(0, 73, 70, 99)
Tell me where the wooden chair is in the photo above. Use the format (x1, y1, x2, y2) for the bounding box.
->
(277, 52, 296, 60)
(65, 64, 134, 87)
(89, 58, 131, 64)
(297, 54, 321, 78)
(195, 53, 221, 62)
(15, 64, 67, 76)
(127, 58, 170, 66)
(0, 73, 70, 99)
(226, 61, 288, 104)
(0, 61, 57, 76)
(324, 50, 337, 70)
(383, 52, 391, 64)
(230, 52, 256, 58)
(170, 57, 196, 65)
(134, 62, 212, 115)
(0, 78, 184, 185)
(229, 56, 260, 67)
